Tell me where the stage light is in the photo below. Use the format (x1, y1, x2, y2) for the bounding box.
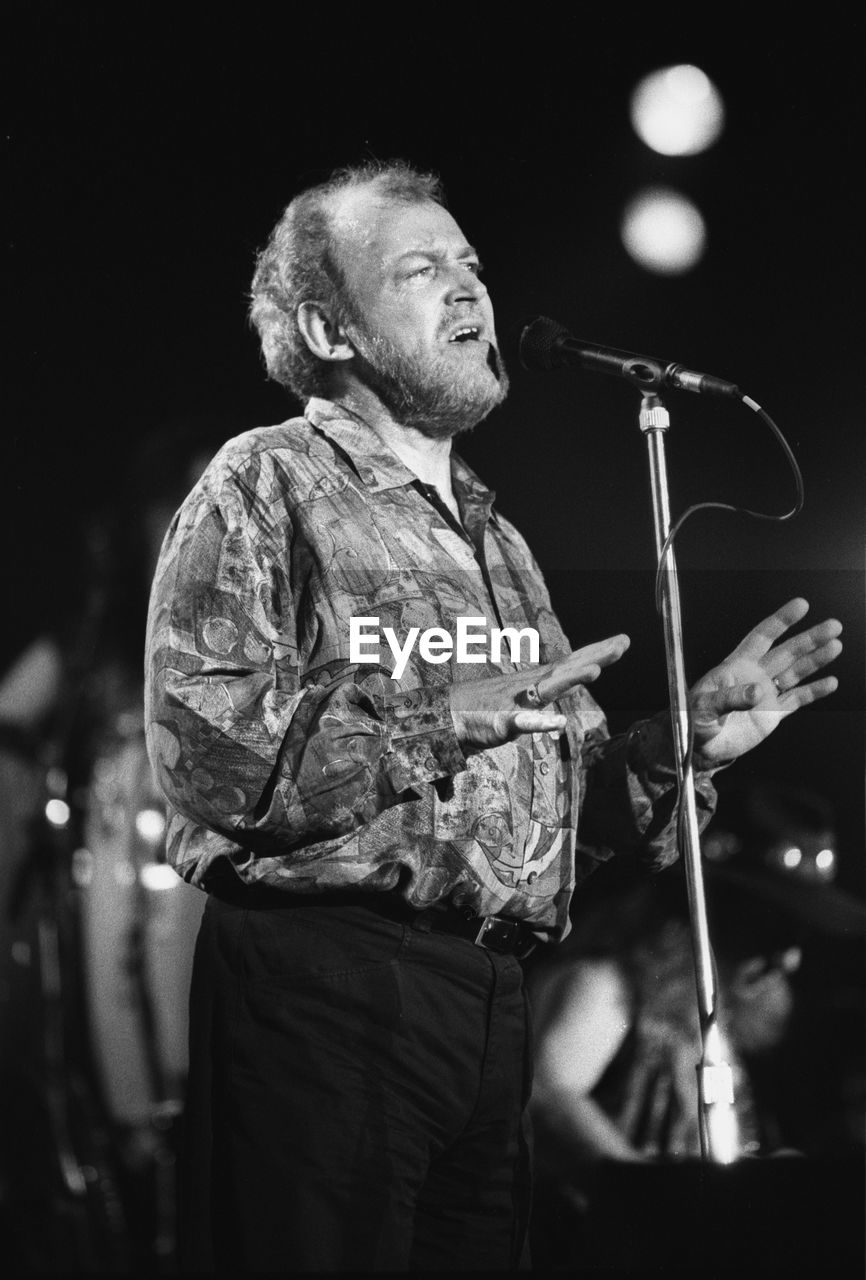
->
(630, 64, 725, 156)
(140, 862, 180, 891)
(45, 798, 71, 828)
(135, 806, 167, 844)
(815, 848, 835, 872)
(620, 187, 707, 274)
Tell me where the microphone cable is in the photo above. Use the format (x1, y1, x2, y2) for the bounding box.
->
(653, 394, 805, 616)
(651, 395, 805, 861)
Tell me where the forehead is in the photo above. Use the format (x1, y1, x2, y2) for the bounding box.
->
(330, 188, 471, 277)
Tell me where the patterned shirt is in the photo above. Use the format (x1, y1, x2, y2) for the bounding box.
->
(144, 398, 715, 943)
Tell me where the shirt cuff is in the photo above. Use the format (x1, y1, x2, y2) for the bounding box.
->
(627, 711, 718, 794)
(383, 684, 467, 792)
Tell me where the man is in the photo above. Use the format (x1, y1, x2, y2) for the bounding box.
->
(144, 159, 842, 1272)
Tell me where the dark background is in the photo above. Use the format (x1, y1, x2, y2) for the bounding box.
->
(2, 8, 865, 1274)
(7, 6, 864, 893)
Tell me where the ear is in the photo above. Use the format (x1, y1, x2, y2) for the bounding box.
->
(296, 301, 354, 364)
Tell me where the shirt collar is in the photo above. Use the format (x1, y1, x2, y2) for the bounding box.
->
(305, 397, 415, 493)
(304, 397, 498, 515)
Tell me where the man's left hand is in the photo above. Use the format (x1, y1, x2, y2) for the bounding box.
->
(689, 598, 842, 770)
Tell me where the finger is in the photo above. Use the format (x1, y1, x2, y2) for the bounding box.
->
(512, 709, 568, 735)
(535, 663, 602, 704)
(539, 635, 630, 703)
(776, 675, 839, 718)
(791, 617, 842, 649)
(729, 598, 810, 660)
(769, 636, 843, 691)
(694, 683, 762, 720)
(765, 618, 843, 667)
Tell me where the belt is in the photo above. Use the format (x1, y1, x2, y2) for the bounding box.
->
(413, 903, 537, 959)
(207, 875, 536, 959)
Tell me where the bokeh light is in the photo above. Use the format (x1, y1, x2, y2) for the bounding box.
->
(620, 186, 707, 274)
(135, 806, 167, 844)
(631, 63, 725, 155)
(45, 797, 71, 828)
(140, 862, 180, 891)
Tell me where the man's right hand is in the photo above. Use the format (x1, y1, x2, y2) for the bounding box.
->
(448, 634, 630, 749)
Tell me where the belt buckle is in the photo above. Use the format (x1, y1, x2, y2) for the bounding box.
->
(474, 916, 534, 959)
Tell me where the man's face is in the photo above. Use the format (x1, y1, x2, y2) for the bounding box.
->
(331, 189, 509, 437)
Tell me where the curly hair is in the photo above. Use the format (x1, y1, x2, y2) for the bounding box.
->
(249, 159, 446, 400)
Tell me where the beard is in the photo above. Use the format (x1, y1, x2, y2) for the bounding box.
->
(344, 318, 510, 440)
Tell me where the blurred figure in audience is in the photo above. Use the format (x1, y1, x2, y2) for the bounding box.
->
(704, 783, 866, 1159)
(526, 781, 866, 1262)
(0, 415, 229, 1271)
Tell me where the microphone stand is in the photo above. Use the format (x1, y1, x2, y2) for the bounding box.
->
(638, 391, 737, 1164)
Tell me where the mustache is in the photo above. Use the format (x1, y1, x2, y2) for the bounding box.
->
(345, 319, 509, 439)
(435, 314, 507, 385)
(436, 310, 489, 341)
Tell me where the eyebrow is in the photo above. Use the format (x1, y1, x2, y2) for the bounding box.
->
(394, 244, 480, 264)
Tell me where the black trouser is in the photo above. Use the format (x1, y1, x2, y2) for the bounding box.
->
(179, 892, 534, 1272)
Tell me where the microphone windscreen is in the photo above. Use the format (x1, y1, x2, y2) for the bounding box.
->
(516, 315, 570, 371)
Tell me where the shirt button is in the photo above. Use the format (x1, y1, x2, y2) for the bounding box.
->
(538, 761, 550, 776)
(425, 756, 438, 771)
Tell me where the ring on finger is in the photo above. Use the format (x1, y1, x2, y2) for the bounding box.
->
(523, 682, 545, 707)
(772, 676, 784, 694)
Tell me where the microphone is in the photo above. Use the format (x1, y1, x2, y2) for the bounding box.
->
(517, 315, 742, 400)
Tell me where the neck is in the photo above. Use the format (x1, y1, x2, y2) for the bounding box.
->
(332, 382, 456, 500)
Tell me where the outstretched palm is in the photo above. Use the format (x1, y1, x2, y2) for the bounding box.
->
(689, 598, 842, 770)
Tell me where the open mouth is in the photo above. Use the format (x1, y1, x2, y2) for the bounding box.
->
(448, 325, 482, 344)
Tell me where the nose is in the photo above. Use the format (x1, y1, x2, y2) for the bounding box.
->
(444, 262, 487, 305)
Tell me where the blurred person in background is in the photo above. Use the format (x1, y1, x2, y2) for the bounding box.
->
(702, 782, 866, 1160)
(0, 415, 229, 1271)
(526, 780, 866, 1269)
